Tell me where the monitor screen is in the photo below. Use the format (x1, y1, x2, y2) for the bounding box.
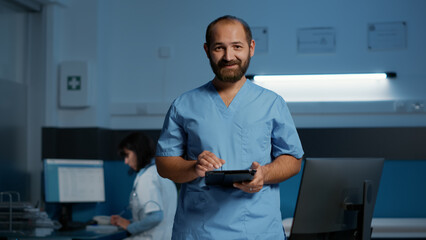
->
(43, 159, 105, 203)
(290, 158, 384, 240)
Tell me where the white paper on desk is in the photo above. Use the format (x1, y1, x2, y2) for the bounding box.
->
(34, 227, 54, 237)
(86, 225, 119, 233)
(58, 167, 105, 202)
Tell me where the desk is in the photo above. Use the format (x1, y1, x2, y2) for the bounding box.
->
(1, 226, 127, 240)
(283, 218, 426, 239)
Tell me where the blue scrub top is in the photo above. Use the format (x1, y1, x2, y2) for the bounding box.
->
(156, 80, 304, 240)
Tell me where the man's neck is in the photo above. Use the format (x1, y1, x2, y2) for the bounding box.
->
(212, 77, 246, 92)
(212, 77, 246, 107)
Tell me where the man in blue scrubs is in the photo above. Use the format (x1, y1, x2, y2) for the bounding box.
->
(156, 15, 304, 240)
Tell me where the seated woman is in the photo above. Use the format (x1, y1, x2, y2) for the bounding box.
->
(111, 132, 177, 240)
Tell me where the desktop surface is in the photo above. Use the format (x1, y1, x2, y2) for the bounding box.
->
(1, 226, 127, 240)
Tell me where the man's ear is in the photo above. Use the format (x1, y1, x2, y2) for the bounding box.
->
(249, 39, 255, 57)
(204, 43, 210, 58)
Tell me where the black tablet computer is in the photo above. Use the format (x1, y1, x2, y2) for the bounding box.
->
(205, 169, 257, 186)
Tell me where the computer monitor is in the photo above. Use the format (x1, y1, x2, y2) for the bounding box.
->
(43, 159, 105, 203)
(43, 159, 106, 230)
(289, 158, 384, 240)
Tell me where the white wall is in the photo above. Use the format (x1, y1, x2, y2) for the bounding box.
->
(45, 0, 426, 129)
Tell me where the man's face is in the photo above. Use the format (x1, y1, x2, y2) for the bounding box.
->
(205, 21, 255, 83)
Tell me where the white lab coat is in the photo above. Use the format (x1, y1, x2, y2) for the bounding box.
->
(126, 163, 177, 240)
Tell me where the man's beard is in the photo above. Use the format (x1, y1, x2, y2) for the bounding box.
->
(209, 55, 251, 83)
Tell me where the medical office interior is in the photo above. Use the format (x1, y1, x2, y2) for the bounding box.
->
(1, 0, 426, 239)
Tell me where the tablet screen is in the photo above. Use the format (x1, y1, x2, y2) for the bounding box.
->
(205, 169, 256, 186)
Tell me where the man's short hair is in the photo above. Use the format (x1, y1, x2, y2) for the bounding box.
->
(205, 15, 253, 48)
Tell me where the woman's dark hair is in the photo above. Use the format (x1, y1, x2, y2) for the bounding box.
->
(118, 132, 155, 172)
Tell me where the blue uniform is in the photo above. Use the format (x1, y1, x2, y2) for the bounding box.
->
(156, 80, 304, 240)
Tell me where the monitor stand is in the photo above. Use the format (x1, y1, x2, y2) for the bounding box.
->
(344, 180, 374, 240)
(58, 203, 87, 231)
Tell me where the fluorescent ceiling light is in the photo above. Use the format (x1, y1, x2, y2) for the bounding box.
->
(252, 72, 395, 83)
(250, 72, 396, 102)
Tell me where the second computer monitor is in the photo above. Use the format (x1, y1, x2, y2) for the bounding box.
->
(290, 157, 384, 240)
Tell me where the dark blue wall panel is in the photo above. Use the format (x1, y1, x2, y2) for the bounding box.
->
(42, 127, 426, 222)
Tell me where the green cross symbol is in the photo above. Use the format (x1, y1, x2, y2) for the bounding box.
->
(67, 76, 81, 90)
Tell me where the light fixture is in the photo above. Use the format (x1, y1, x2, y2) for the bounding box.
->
(247, 72, 396, 102)
(249, 72, 396, 83)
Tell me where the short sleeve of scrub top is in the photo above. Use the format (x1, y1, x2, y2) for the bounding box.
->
(155, 103, 186, 157)
(270, 96, 304, 159)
